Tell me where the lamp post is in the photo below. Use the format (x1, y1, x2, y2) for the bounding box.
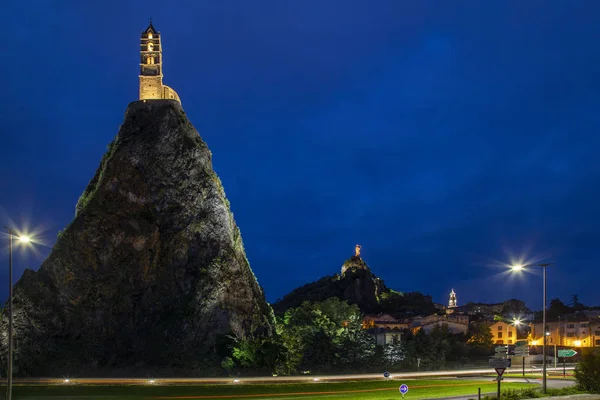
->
(511, 262, 553, 394)
(4, 228, 30, 400)
(512, 319, 525, 376)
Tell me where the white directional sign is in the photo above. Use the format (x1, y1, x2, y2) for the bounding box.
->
(489, 358, 511, 368)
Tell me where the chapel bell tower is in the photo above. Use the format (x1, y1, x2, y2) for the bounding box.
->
(138, 21, 181, 103)
(139, 22, 163, 100)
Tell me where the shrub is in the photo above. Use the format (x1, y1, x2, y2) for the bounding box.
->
(575, 350, 600, 393)
(499, 388, 542, 400)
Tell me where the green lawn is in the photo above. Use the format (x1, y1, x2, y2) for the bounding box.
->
(0, 378, 537, 400)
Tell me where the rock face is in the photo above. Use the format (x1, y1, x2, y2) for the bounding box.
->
(272, 256, 389, 315)
(339, 256, 388, 311)
(0, 100, 274, 376)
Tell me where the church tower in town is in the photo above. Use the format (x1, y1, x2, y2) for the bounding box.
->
(139, 21, 181, 104)
(448, 289, 457, 309)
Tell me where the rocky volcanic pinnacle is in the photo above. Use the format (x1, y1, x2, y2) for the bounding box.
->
(0, 100, 274, 376)
(272, 255, 389, 315)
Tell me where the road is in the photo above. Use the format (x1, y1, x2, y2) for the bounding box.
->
(8, 366, 576, 386)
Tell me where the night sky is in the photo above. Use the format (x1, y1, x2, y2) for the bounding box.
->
(2, 1, 600, 311)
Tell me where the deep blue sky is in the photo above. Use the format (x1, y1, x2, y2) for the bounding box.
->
(1, 1, 599, 311)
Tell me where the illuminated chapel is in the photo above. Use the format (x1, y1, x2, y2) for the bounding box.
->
(139, 22, 181, 104)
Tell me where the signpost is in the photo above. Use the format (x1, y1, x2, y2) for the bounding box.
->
(557, 350, 577, 377)
(489, 358, 511, 399)
(557, 349, 577, 358)
(514, 340, 529, 376)
(384, 371, 390, 379)
(399, 384, 409, 399)
(489, 358, 512, 368)
(495, 345, 508, 359)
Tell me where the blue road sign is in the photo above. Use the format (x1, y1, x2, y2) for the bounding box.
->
(384, 371, 390, 378)
(400, 384, 409, 394)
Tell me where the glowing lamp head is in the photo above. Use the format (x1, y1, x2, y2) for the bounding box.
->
(511, 264, 524, 271)
(513, 319, 522, 326)
(574, 340, 582, 347)
(18, 236, 30, 243)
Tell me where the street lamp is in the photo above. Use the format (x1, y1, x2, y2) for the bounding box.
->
(4, 228, 32, 400)
(511, 262, 553, 394)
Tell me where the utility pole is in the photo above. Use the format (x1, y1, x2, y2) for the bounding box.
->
(6, 228, 13, 400)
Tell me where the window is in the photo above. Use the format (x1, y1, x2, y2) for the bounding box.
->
(567, 332, 575, 337)
(496, 340, 504, 344)
(146, 56, 155, 65)
(498, 326, 503, 330)
(148, 43, 154, 51)
(595, 331, 600, 336)
(596, 339, 600, 346)
(508, 331, 513, 337)
(568, 324, 575, 329)
(498, 332, 503, 338)
(581, 323, 589, 328)
(508, 340, 513, 344)
(148, 33, 153, 39)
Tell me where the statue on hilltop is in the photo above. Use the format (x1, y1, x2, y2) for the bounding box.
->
(355, 244, 361, 258)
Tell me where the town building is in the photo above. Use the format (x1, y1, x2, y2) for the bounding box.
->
(362, 314, 409, 330)
(367, 328, 403, 346)
(490, 321, 519, 345)
(529, 315, 600, 347)
(362, 314, 407, 345)
(410, 314, 469, 335)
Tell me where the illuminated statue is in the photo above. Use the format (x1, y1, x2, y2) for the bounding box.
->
(355, 244, 361, 257)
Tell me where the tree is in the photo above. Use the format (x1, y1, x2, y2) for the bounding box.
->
(335, 314, 376, 367)
(571, 294, 585, 312)
(547, 298, 570, 319)
(574, 350, 600, 393)
(277, 297, 372, 373)
(467, 322, 493, 346)
(382, 342, 405, 365)
(404, 329, 445, 370)
(466, 322, 493, 357)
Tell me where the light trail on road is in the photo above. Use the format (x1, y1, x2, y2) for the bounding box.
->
(6, 365, 575, 386)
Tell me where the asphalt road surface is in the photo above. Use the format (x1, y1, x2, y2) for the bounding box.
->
(8, 366, 576, 386)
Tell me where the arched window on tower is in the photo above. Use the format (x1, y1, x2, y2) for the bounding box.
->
(146, 56, 155, 65)
(148, 33, 153, 39)
(148, 42, 154, 51)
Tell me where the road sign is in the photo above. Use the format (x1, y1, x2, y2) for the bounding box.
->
(495, 367, 506, 377)
(515, 340, 528, 347)
(400, 384, 409, 395)
(495, 346, 508, 353)
(514, 346, 529, 356)
(558, 349, 577, 358)
(384, 371, 390, 378)
(489, 358, 511, 368)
